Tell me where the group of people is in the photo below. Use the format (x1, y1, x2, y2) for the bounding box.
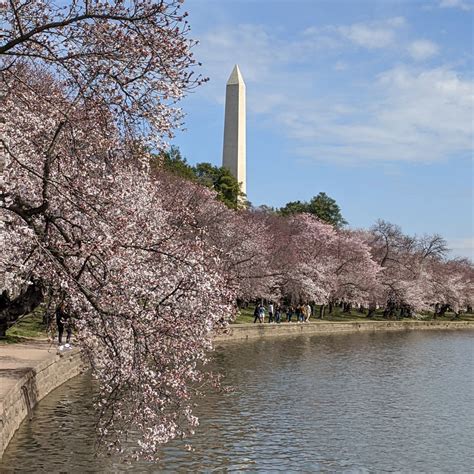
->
(253, 302, 312, 324)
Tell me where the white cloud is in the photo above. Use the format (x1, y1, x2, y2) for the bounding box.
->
(290, 66, 473, 164)
(408, 39, 439, 60)
(194, 23, 473, 165)
(439, 0, 473, 10)
(336, 17, 405, 49)
(194, 23, 339, 105)
(196, 18, 406, 94)
(337, 24, 394, 49)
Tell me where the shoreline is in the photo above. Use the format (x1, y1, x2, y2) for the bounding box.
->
(215, 319, 474, 343)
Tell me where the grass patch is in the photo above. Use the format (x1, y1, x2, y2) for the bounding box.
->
(234, 307, 257, 324)
(1, 311, 48, 344)
(233, 305, 382, 324)
(232, 304, 474, 324)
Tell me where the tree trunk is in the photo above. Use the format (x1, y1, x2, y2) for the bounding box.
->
(319, 304, 325, 319)
(438, 304, 449, 318)
(0, 319, 8, 339)
(367, 301, 376, 319)
(328, 302, 333, 314)
(383, 300, 396, 319)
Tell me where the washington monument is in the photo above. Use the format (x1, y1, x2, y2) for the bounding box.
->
(222, 64, 246, 196)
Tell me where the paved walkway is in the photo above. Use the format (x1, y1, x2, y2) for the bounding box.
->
(0, 341, 56, 401)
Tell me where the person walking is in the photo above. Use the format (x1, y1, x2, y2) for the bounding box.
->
(268, 302, 274, 323)
(253, 303, 261, 323)
(286, 305, 293, 322)
(305, 303, 312, 322)
(300, 304, 307, 322)
(253, 302, 265, 323)
(296, 305, 303, 323)
(275, 305, 281, 323)
(56, 302, 72, 350)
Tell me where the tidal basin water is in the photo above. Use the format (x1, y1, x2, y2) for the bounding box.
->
(2, 330, 473, 472)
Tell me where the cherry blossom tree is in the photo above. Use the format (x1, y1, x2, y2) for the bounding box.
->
(153, 171, 274, 302)
(1, 0, 205, 316)
(1, 0, 204, 148)
(368, 220, 449, 318)
(268, 216, 380, 317)
(1, 0, 236, 459)
(269, 213, 337, 306)
(427, 257, 474, 318)
(1, 64, 236, 457)
(326, 229, 380, 317)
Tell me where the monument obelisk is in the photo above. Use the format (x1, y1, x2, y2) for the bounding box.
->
(222, 64, 246, 196)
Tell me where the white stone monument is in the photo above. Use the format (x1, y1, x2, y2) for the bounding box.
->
(222, 64, 246, 196)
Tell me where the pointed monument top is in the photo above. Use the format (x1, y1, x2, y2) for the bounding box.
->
(227, 64, 245, 86)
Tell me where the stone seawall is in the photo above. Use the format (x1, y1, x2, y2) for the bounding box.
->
(0, 343, 87, 458)
(215, 320, 474, 343)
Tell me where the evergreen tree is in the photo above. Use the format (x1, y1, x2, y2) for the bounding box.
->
(153, 147, 196, 181)
(194, 163, 247, 210)
(279, 192, 347, 227)
(152, 148, 247, 209)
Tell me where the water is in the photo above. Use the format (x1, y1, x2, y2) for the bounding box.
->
(2, 330, 473, 472)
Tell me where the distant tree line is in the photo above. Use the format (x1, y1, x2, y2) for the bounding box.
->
(152, 147, 247, 210)
(158, 147, 347, 228)
(277, 192, 347, 227)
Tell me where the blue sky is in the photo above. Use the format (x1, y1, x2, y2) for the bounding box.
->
(172, 0, 473, 259)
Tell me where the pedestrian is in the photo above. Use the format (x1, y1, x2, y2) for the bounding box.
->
(300, 304, 306, 322)
(305, 303, 312, 322)
(56, 302, 72, 351)
(259, 303, 266, 323)
(268, 302, 274, 323)
(275, 305, 281, 323)
(296, 305, 302, 323)
(286, 305, 293, 322)
(253, 303, 261, 323)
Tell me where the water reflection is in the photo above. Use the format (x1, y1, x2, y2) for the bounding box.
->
(2, 330, 473, 472)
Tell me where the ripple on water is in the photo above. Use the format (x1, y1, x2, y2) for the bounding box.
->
(1, 330, 473, 472)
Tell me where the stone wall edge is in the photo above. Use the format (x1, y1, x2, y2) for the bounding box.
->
(0, 349, 88, 459)
(214, 320, 474, 343)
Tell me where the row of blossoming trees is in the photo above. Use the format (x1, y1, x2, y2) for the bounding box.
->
(1, 0, 472, 459)
(165, 178, 472, 320)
